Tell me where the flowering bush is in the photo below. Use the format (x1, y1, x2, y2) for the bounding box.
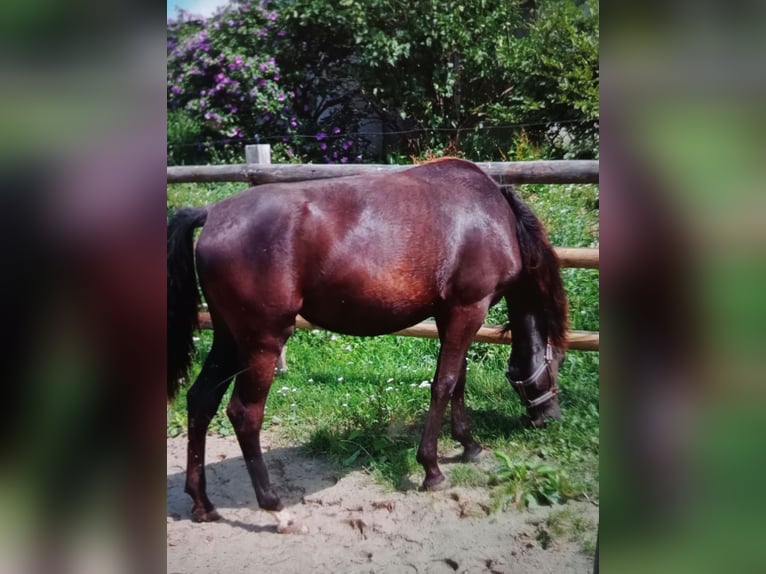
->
(167, 2, 366, 164)
(167, 4, 298, 163)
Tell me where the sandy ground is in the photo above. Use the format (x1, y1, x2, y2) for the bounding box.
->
(167, 433, 597, 574)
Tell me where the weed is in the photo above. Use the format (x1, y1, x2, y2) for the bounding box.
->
(489, 451, 579, 511)
(546, 507, 598, 554)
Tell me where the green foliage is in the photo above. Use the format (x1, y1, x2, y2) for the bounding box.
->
(496, 0, 599, 158)
(167, 0, 599, 162)
(489, 451, 578, 510)
(167, 109, 206, 166)
(278, 0, 598, 159)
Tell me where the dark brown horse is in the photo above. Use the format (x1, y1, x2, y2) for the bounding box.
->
(168, 158, 568, 522)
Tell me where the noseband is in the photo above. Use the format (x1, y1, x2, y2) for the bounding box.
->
(505, 343, 558, 409)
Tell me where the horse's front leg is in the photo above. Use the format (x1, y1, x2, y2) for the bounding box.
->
(417, 304, 487, 489)
(450, 358, 483, 461)
(225, 337, 285, 511)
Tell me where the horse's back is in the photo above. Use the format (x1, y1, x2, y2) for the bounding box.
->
(195, 159, 521, 336)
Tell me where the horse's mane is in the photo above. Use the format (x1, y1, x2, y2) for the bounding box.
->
(500, 185, 569, 348)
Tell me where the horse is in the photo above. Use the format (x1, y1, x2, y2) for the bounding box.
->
(167, 158, 568, 522)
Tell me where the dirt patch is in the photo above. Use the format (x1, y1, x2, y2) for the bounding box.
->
(167, 434, 597, 573)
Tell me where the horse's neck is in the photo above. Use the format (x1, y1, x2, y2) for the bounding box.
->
(509, 312, 547, 371)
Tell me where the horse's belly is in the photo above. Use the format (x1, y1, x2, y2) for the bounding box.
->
(299, 297, 434, 337)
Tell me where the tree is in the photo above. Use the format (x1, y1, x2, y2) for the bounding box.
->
(276, 0, 598, 158)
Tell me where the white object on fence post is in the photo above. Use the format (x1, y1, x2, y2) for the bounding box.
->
(245, 143, 271, 165)
(246, 144, 288, 373)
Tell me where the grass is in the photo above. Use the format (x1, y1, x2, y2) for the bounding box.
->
(166, 175, 599, 508)
(543, 506, 598, 553)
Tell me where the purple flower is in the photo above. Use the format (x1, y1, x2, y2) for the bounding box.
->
(277, 92, 285, 102)
(290, 118, 297, 127)
(267, 11, 277, 21)
(333, 127, 341, 134)
(264, 113, 272, 121)
(278, 29, 286, 37)
(340, 157, 348, 163)
(170, 85, 182, 95)
(316, 132, 326, 141)
(320, 143, 327, 150)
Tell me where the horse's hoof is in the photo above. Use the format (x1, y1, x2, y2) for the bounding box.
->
(421, 473, 447, 491)
(462, 443, 483, 462)
(258, 493, 283, 511)
(191, 508, 221, 523)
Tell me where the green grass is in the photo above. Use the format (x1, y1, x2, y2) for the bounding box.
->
(166, 176, 599, 506)
(544, 506, 598, 553)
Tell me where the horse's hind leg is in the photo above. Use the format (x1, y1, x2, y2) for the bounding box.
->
(450, 358, 483, 461)
(184, 330, 240, 522)
(226, 327, 290, 511)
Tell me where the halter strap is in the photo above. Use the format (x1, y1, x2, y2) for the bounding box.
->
(506, 343, 558, 409)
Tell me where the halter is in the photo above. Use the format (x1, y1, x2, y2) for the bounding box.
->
(505, 343, 558, 409)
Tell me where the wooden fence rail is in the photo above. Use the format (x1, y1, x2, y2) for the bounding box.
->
(167, 160, 599, 186)
(197, 312, 599, 352)
(554, 247, 598, 269)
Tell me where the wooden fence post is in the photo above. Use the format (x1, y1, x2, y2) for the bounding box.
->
(245, 144, 288, 373)
(245, 143, 271, 165)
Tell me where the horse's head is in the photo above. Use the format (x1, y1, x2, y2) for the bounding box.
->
(506, 343, 565, 428)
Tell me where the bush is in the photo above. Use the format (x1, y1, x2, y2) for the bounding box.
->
(167, 0, 599, 162)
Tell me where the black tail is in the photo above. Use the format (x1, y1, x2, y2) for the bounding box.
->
(501, 186, 569, 348)
(167, 207, 208, 400)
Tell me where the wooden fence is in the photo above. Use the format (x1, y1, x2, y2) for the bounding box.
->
(168, 146, 599, 352)
(168, 159, 599, 186)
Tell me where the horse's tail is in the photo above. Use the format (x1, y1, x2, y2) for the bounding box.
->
(501, 186, 569, 348)
(167, 207, 208, 401)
